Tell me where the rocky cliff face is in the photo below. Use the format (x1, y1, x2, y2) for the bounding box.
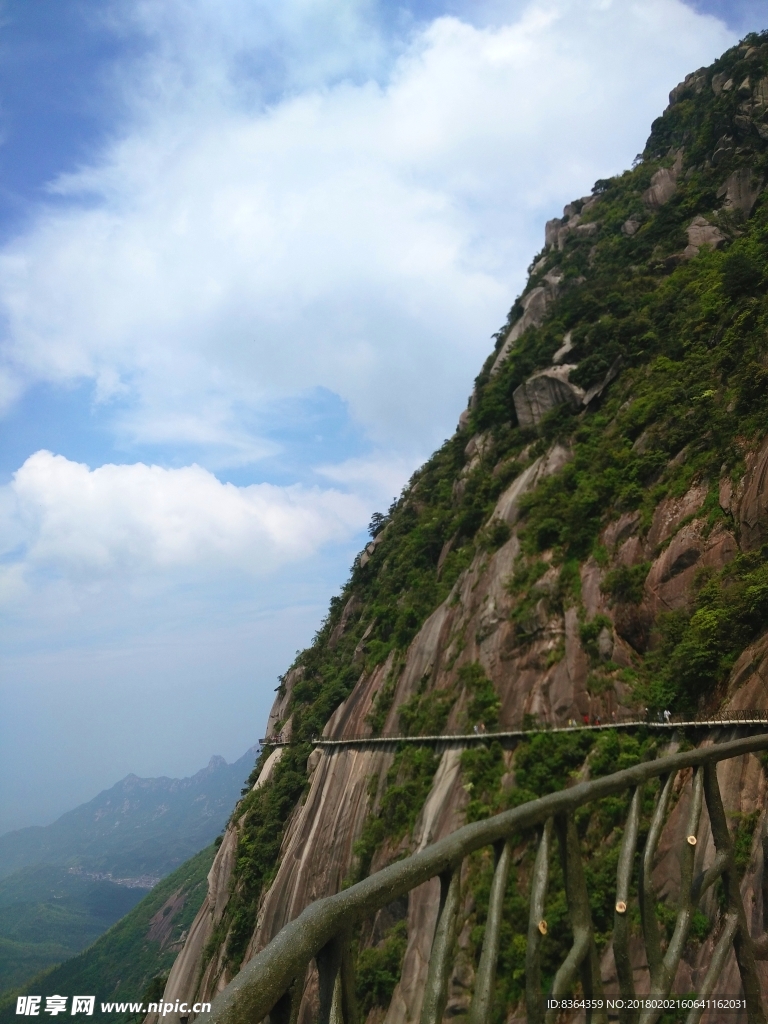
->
(154, 32, 768, 1024)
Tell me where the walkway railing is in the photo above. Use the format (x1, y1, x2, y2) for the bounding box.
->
(258, 709, 768, 749)
(210, 733, 768, 1024)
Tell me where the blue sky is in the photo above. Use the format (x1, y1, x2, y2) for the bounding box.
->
(0, 0, 761, 833)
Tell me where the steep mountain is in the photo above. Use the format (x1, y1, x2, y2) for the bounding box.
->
(27, 32, 768, 1022)
(0, 749, 258, 882)
(151, 32, 768, 1022)
(0, 846, 215, 1024)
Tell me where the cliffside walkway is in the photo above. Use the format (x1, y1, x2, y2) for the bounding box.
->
(259, 709, 768, 748)
(209, 733, 768, 1024)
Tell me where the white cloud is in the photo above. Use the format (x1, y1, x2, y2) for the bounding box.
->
(0, 0, 734, 462)
(3, 450, 368, 581)
(316, 452, 418, 501)
(0, 0, 742, 830)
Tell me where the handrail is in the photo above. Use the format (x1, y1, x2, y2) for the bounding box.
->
(258, 710, 768, 748)
(208, 733, 768, 1024)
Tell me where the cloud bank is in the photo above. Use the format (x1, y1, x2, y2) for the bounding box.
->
(3, 450, 369, 580)
(0, 0, 733, 464)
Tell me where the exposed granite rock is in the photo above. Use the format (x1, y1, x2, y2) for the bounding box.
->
(491, 270, 564, 375)
(644, 521, 735, 616)
(253, 746, 283, 790)
(464, 431, 491, 461)
(360, 529, 387, 568)
(684, 214, 725, 256)
(717, 166, 764, 215)
(513, 365, 584, 429)
(720, 474, 734, 514)
(353, 619, 375, 663)
(328, 593, 362, 648)
(383, 750, 468, 1024)
(544, 200, 599, 253)
(306, 747, 322, 780)
(645, 482, 708, 551)
(559, 214, 580, 241)
(739, 435, 768, 550)
(264, 666, 302, 740)
(712, 71, 729, 96)
(492, 445, 570, 525)
(755, 75, 768, 108)
(552, 330, 574, 364)
(453, 436, 492, 497)
(544, 217, 561, 249)
(597, 626, 614, 661)
(582, 356, 623, 407)
(642, 512, 736, 622)
(616, 534, 644, 568)
(490, 288, 547, 374)
(602, 511, 641, 552)
(531, 564, 561, 599)
(580, 558, 604, 621)
(668, 69, 707, 107)
(642, 150, 684, 208)
(612, 595, 654, 654)
(712, 134, 735, 165)
(725, 634, 768, 709)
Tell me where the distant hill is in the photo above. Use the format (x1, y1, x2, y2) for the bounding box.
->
(0, 748, 257, 882)
(0, 749, 255, 1000)
(0, 866, 147, 993)
(0, 846, 215, 1024)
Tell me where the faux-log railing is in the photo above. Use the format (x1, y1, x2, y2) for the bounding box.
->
(207, 734, 768, 1024)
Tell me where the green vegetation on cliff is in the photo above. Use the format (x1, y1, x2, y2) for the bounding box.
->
(204, 31, 768, 1007)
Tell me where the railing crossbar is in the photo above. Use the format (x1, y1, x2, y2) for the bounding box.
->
(207, 734, 768, 1024)
(259, 711, 768, 749)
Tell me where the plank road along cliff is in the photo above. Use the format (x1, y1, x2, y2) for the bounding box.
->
(151, 32, 768, 1024)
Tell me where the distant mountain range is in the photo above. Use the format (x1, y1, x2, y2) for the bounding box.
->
(0, 748, 256, 997)
(0, 748, 257, 882)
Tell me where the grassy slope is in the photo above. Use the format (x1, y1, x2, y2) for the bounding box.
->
(0, 846, 215, 1024)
